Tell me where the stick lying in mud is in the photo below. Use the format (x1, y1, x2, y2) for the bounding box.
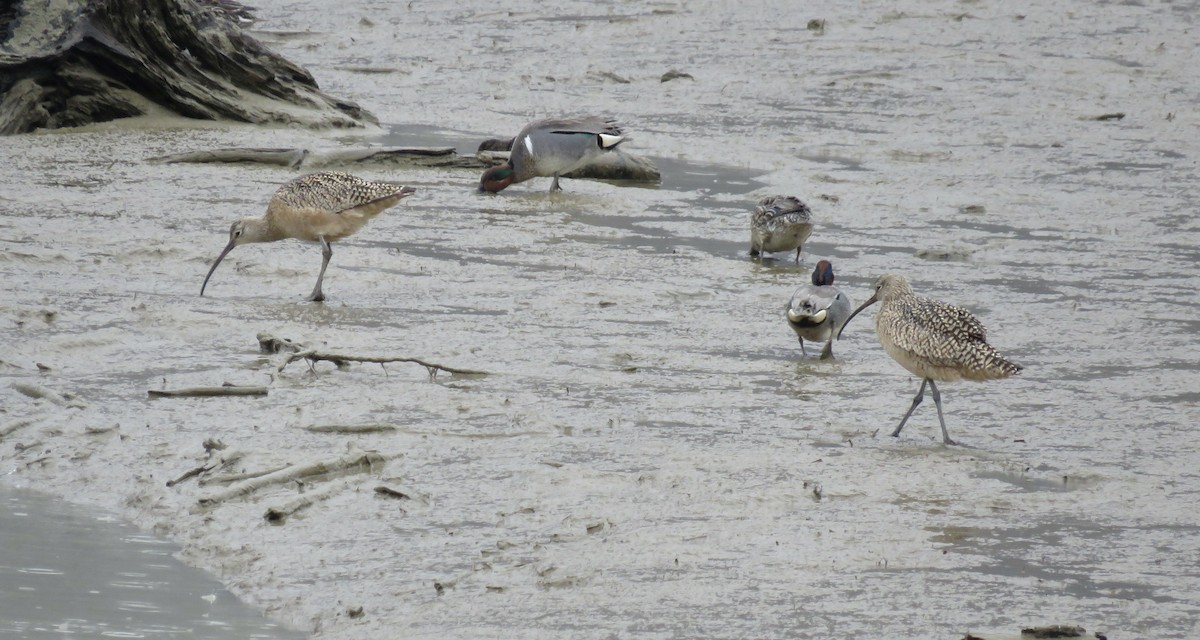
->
(146, 146, 489, 170)
(264, 478, 353, 523)
(148, 385, 269, 398)
(167, 449, 246, 487)
(276, 350, 488, 379)
(198, 450, 387, 507)
(374, 485, 411, 500)
(303, 424, 398, 434)
(257, 332, 487, 379)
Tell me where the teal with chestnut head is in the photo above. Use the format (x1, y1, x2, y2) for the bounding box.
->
(479, 117, 626, 193)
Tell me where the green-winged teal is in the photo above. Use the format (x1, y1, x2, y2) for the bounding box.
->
(479, 117, 626, 193)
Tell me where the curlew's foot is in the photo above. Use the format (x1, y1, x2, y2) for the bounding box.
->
(308, 292, 326, 303)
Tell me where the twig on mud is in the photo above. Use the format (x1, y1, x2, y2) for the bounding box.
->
(276, 349, 488, 379)
(374, 485, 411, 500)
(264, 478, 353, 523)
(167, 449, 246, 487)
(200, 464, 289, 487)
(149, 386, 269, 398)
(258, 331, 487, 380)
(197, 450, 387, 507)
(303, 424, 397, 434)
(168, 464, 215, 487)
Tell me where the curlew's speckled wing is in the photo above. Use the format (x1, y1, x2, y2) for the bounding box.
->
(881, 296, 1017, 379)
(272, 172, 406, 215)
(266, 172, 413, 243)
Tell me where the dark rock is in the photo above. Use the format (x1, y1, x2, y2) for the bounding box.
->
(477, 137, 515, 153)
(660, 69, 694, 82)
(0, 0, 375, 134)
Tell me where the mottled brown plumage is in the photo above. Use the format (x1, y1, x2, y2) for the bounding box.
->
(200, 172, 415, 301)
(839, 274, 1021, 444)
(750, 195, 813, 263)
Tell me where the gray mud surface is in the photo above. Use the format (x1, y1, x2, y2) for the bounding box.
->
(2, 1, 1199, 638)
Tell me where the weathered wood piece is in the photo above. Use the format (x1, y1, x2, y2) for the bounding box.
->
(148, 386, 269, 398)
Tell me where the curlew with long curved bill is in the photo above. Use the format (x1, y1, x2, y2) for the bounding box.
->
(200, 172, 415, 302)
(838, 274, 1022, 444)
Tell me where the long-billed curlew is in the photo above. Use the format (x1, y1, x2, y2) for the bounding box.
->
(786, 259, 852, 360)
(750, 195, 813, 263)
(838, 274, 1022, 444)
(200, 172, 415, 302)
(479, 117, 626, 193)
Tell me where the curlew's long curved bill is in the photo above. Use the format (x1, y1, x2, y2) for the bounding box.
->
(836, 294, 877, 340)
(200, 240, 237, 296)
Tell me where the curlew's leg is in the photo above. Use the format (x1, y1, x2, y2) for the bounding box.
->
(892, 378, 929, 438)
(927, 379, 954, 445)
(550, 175, 563, 192)
(819, 339, 833, 360)
(308, 236, 332, 302)
(798, 337, 808, 356)
(794, 246, 802, 264)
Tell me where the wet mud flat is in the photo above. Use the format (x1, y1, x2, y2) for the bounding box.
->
(3, 0, 1200, 638)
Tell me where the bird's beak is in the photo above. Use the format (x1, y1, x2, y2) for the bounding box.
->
(836, 295, 877, 340)
(200, 240, 236, 297)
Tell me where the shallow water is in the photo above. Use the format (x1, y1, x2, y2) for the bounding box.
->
(2, 0, 1200, 638)
(0, 484, 304, 639)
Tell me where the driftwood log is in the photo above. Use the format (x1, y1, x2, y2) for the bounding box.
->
(139, 139, 661, 183)
(0, 0, 374, 134)
(145, 146, 491, 170)
(197, 449, 386, 507)
(11, 381, 86, 407)
(263, 478, 352, 522)
(148, 385, 269, 398)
